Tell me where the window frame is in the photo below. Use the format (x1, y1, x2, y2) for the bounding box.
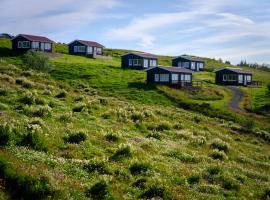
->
(18, 41, 30, 48)
(44, 43, 51, 50)
(133, 59, 142, 66)
(32, 41, 39, 49)
(154, 74, 159, 82)
(172, 74, 178, 81)
(159, 74, 170, 82)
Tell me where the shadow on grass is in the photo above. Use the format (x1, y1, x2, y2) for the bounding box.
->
(128, 82, 157, 91)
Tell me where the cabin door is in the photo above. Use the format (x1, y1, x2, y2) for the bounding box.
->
(40, 43, 45, 51)
(144, 59, 149, 68)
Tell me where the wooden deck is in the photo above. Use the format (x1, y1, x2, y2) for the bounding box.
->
(171, 81, 203, 89)
(248, 81, 262, 88)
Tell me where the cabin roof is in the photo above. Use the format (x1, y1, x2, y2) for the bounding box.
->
(69, 40, 104, 48)
(173, 55, 204, 62)
(12, 34, 54, 43)
(121, 52, 159, 59)
(146, 66, 193, 73)
(214, 67, 254, 74)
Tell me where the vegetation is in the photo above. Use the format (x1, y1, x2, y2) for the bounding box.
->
(0, 39, 269, 199)
(23, 50, 53, 72)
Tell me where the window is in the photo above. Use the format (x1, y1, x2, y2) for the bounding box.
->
(18, 41, 30, 48)
(133, 59, 142, 66)
(96, 47, 102, 54)
(152, 60, 157, 67)
(181, 74, 184, 81)
(228, 74, 237, 81)
(160, 74, 169, 82)
(129, 59, 133, 66)
(32, 42, 39, 49)
(154, 74, 159, 82)
(246, 75, 251, 82)
(172, 74, 178, 81)
(191, 62, 196, 69)
(223, 75, 227, 81)
(197, 63, 204, 69)
(74, 46, 85, 52)
(45, 43, 51, 50)
(87, 46, 93, 53)
(184, 74, 191, 82)
(182, 62, 189, 68)
(144, 59, 149, 68)
(238, 75, 243, 83)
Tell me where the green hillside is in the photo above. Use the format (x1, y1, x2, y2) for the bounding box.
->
(0, 38, 270, 199)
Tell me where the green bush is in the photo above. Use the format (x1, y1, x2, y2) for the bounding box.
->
(0, 124, 12, 146)
(72, 103, 86, 113)
(187, 175, 200, 185)
(105, 132, 119, 142)
(210, 139, 230, 153)
(29, 105, 52, 118)
(132, 178, 147, 189)
(59, 113, 73, 122)
(156, 122, 171, 131)
(21, 132, 48, 152)
(209, 150, 227, 161)
(83, 162, 110, 174)
(23, 50, 53, 72)
(129, 163, 150, 175)
(64, 131, 87, 144)
(86, 181, 108, 200)
(241, 119, 255, 132)
(99, 98, 108, 106)
(55, 90, 67, 98)
(267, 83, 270, 92)
(221, 176, 240, 191)
(196, 184, 221, 194)
(0, 157, 55, 199)
(146, 132, 162, 140)
(168, 151, 199, 163)
(0, 88, 8, 96)
(262, 188, 270, 200)
(140, 185, 167, 199)
(20, 92, 35, 105)
(111, 146, 132, 160)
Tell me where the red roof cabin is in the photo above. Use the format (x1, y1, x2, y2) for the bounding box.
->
(12, 34, 54, 53)
(68, 40, 105, 58)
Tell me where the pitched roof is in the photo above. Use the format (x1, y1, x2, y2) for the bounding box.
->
(145, 66, 193, 73)
(214, 67, 254, 74)
(12, 34, 54, 43)
(70, 40, 104, 48)
(121, 52, 159, 59)
(173, 55, 204, 62)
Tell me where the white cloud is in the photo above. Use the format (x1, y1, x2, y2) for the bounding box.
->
(0, 0, 120, 40)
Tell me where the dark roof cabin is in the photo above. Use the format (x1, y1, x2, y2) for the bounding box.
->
(0, 33, 13, 39)
(215, 68, 254, 86)
(12, 34, 54, 53)
(121, 52, 158, 70)
(146, 66, 193, 86)
(68, 40, 104, 58)
(172, 55, 205, 72)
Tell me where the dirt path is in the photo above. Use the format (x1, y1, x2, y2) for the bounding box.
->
(227, 86, 245, 112)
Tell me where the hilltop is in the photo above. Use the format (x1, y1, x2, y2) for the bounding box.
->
(0, 38, 270, 199)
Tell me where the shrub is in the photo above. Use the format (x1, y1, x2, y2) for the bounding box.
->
(31, 105, 52, 117)
(55, 90, 67, 98)
(16, 78, 33, 88)
(131, 112, 144, 122)
(132, 178, 147, 189)
(190, 135, 206, 146)
(59, 112, 73, 122)
(209, 150, 227, 161)
(206, 166, 223, 176)
(262, 188, 270, 200)
(221, 176, 240, 191)
(23, 50, 53, 72)
(99, 98, 108, 106)
(0, 103, 8, 110)
(0, 88, 8, 96)
(64, 131, 87, 144)
(187, 175, 200, 185)
(156, 122, 171, 131)
(146, 132, 162, 140)
(210, 139, 230, 153)
(140, 185, 167, 199)
(105, 132, 119, 142)
(193, 116, 201, 123)
(111, 146, 132, 160)
(83, 161, 109, 174)
(21, 70, 34, 77)
(267, 83, 270, 92)
(168, 151, 199, 163)
(21, 132, 48, 152)
(0, 123, 12, 146)
(35, 97, 46, 105)
(72, 103, 86, 113)
(196, 184, 221, 194)
(241, 119, 255, 132)
(20, 92, 35, 105)
(86, 181, 108, 200)
(129, 163, 150, 175)
(0, 157, 55, 199)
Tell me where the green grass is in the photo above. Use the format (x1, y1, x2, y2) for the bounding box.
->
(0, 39, 270, 199)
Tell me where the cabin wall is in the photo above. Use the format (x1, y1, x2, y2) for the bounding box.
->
(68, 41, 87, 56)
(172, 57, 204, 71)
(121, 54, 158, 70)
(215, 70, 252, 86)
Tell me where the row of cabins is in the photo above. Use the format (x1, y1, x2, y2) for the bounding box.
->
(10, 34, 255, 87)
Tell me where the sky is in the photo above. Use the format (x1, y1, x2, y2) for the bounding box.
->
(1, 0, 270, 64)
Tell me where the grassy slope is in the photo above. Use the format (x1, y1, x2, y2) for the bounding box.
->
(0, 39, 270, 199)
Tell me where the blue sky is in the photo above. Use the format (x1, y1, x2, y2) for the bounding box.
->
(1, 0, 270, 64)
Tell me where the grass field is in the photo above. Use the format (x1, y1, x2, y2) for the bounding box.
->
(0, 38, 270, 199)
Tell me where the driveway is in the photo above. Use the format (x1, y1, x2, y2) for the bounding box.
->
(227, 86, 244, 112)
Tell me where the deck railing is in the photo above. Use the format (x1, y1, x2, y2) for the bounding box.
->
(250, 81, 262, 87)
(172, 81, 203, 88)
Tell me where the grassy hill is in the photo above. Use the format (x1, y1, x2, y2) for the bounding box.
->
(0, 38, 270, 199)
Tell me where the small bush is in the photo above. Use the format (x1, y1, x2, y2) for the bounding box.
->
(21, 70, 34, 77)
(35, 97, 46, 105)
(209, 150, 227, 161)
(190, 135, 206, 146)
(83, 161, 109, 174)
(0, 157, 55, 199)
(262, 188, 270, 200)
(193, 116, 201, 123)
(187, 175, 200, 185)
(111, 146, 132, 160)
(23, 50, 53, 72)
(72, 103, 86, 112)
(105, 132, 119, 142)
(20, 92, 35, 105)
(55, 90, 67, 98)
(206, 166, 223, 176)
(140, 185, 167, 199)
(241, 119, 255, 132)
(86, 181, 108, 200)
(210, 139, 230, 153)
(59, 112, 73, 122)
(129, 163, 150, 175)
(132, 178, 147, 189)
(196, 184, 221, 194)
(168, 151, 199, 163)
(156, 122, 171, 131)
(30, 105, 52, 117)
(16, 78, 33, 88)
(21, 131, 47, 152)
(146, 132, 162, 140)
(64, 131, 87, 144)
(99, 98, 108, 106)
(267, 83, 270, 92)
(221, 176, 240, 191)
(0, 123, 12, 146)
(0, 88, 8, 96)
(74, 96, 84, 102)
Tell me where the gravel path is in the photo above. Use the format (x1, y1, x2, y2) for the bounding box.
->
(227, 86, 244, 112)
